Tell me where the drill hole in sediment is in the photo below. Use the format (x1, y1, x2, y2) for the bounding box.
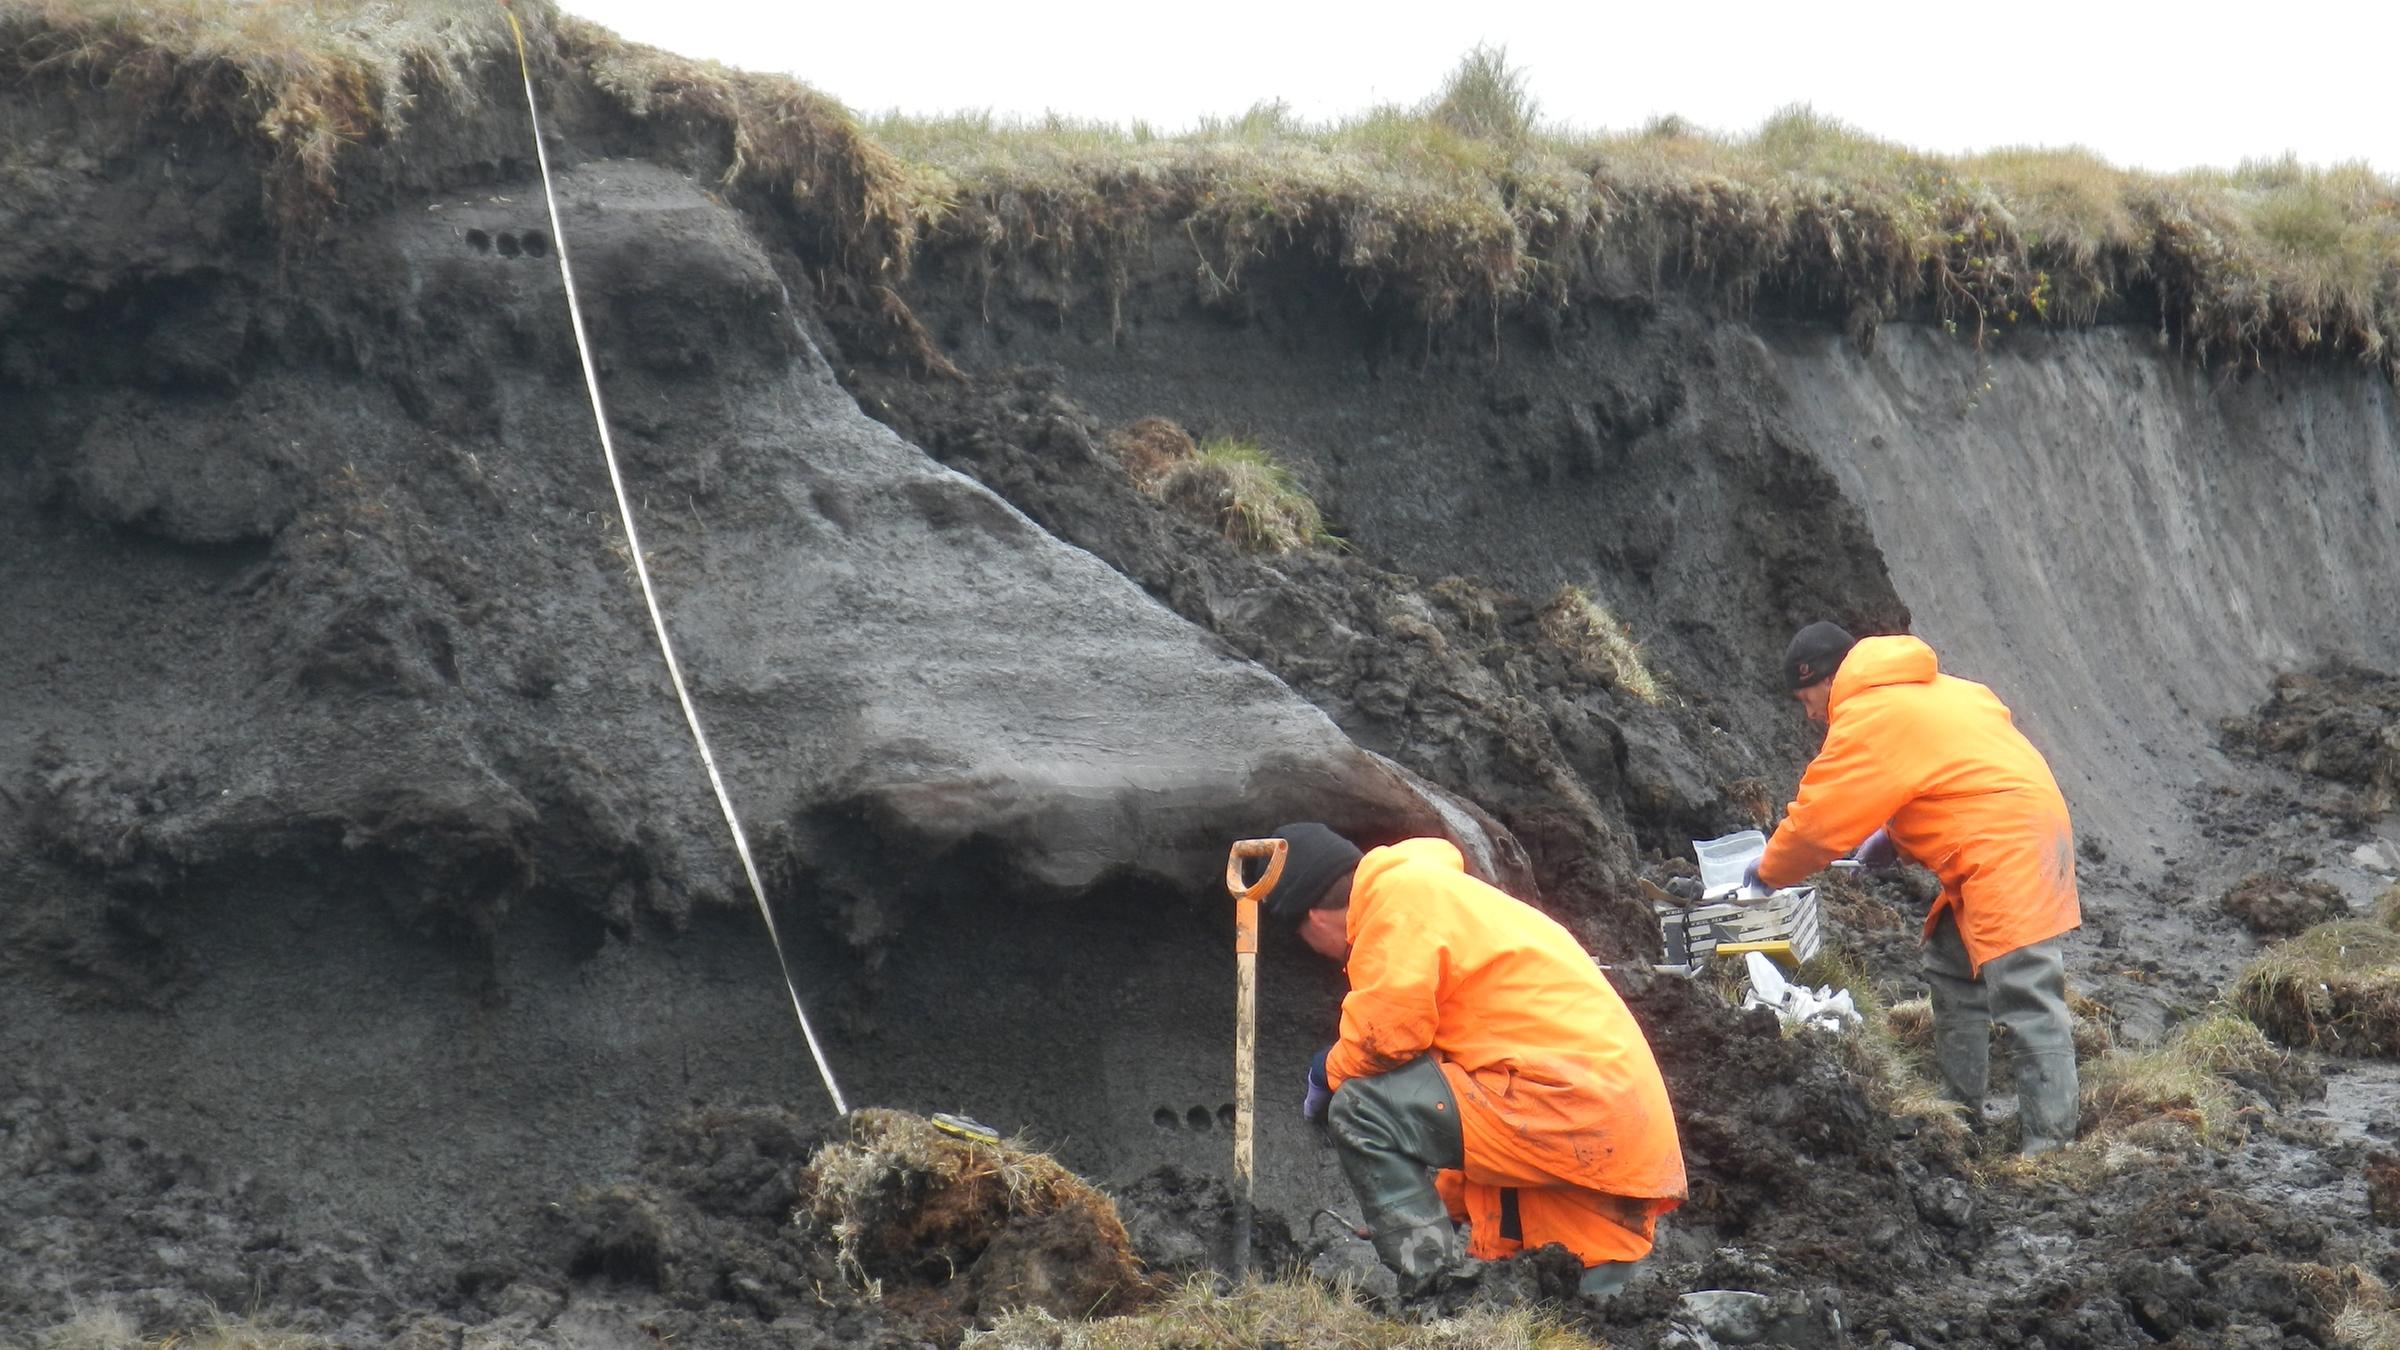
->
(1185, 1105, 1213, 1132)
(495, 233, 522, 258)
(464, 228, 491, 253)
(521, 230, 550, 258)
(1216, 1103, 1236, 1130)
(1152, 1107, 1178, 1131)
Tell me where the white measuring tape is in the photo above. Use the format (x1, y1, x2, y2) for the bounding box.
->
(501, 6, 848, 1116)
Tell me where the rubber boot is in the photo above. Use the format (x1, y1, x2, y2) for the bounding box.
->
(2016, 1050, 2080, 1157)
(1982, 935, 2079, 1157)
(1922, 911, 1991, 1116)
(1327, 1057, 1466, 1293)
(1930, 1007, 1991, 1111)
(1578, 1260, 1637, 1299)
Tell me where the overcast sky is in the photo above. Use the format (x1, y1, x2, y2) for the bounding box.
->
(558, 1, 2394, 175)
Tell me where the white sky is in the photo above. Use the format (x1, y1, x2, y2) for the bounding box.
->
(558, 0, 2395, 175)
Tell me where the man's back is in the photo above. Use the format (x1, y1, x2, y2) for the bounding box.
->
(1775, 635, 2079, 969)
(1329, 838, 1685, 1206)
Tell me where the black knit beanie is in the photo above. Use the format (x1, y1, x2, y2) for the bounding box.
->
(1251, 822, 1364, 923)
(1783, 621, 1856, 691)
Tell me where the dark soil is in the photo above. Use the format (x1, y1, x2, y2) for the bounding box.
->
(2222, 871, 2352, 937)
(2224, 665, 2400, 818)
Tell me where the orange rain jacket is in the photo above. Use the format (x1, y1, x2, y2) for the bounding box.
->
(1757, 635, 2080, 972)
(1323, 839, 1686, 1265)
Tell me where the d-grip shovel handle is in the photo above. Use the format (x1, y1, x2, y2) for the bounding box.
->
(1226, 837, 1288, 956)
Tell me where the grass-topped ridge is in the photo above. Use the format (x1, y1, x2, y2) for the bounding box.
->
(1, 0, 918, 270)
(4, 0, 510, 233)
(879, 62, 2400, 376)
(10, 9, 2395, 377)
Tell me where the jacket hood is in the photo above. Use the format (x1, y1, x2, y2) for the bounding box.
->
(1830, 635, 1938, 710)
(1348, 837, 1466, 920)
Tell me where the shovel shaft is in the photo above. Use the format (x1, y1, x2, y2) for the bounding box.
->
(1233, 946, 1256, 1276)
(1224, 837, 1285, 1279)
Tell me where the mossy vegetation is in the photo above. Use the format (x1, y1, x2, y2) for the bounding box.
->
(2233, 921, 2400, 1057)
(1157, 437, 1335, 554)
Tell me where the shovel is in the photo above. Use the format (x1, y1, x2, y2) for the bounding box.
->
(1223, 836, 1287, 1280)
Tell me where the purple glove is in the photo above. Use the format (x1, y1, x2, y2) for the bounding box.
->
(1302, 1046, 1333, 1123)
(1853, 828, 1900, 870)
(1740, 859, 1766, 893)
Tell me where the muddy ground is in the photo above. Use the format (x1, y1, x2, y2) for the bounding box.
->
(4, 30, 2399, 1350)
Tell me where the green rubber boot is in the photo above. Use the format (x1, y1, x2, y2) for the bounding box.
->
(1326, 1056, 1466, 1292)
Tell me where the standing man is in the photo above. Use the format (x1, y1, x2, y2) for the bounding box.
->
(1748, 622, 2081, 1155)
(1252, 823, 1686, 1297)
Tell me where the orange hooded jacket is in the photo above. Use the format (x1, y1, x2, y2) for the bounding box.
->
(1323, 839, 1686, 1265)
(1757, 635, 2080, 972)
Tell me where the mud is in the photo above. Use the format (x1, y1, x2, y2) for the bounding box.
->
(6, 36, 2400, 1350)
(2225, 665, 2400, 822)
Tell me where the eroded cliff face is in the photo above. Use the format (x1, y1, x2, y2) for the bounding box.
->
(894, 239, 2400, 902)
(0, 93, 1527, 1337)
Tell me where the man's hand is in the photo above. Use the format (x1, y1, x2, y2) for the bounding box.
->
(1302, 1046, 1333, 1124)
(1739, 859, 1767, 895)
(1853, 828, 1901, 871)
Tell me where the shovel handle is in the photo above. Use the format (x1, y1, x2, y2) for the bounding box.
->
(1225, 837, 1286, 957)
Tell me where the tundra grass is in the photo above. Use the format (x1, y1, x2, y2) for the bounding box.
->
(1538, 587, 1663, 704)
(881, 70, 2400, 376)
(2233, 921, 2400, 1057)
(965, 1275, 1603, 1349)
(1157, 437, 1334, 554)
(11, 8, 2396, 376)
(2080, 1007, 2281, 1144)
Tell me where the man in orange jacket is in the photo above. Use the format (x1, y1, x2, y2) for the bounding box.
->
(1749, 623, 2081, 1155)
(1253, 823, 1686, 1297)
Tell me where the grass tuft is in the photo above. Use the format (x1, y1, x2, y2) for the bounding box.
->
(1156, 437, 1333, 554)
(964, 1274, 1603, 1349)
(38, 1307, 140, 1350)
(796, 1107, 1150, 1315)
(2079, 1007, 2275, 1145)
(2327, 1266, 2400, 1350)
(1426, 45, 1537, 144)
(1537, 587, 1662, 704)
(2232, 921, 2400, 1057)
(1791, 957, 1969, 1140)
